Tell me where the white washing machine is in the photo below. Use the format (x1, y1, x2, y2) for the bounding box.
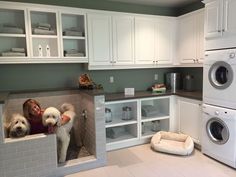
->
(202, 104, 236, 168)
(203, 49, 236, 109)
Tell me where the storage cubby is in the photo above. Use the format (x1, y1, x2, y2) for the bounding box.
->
(141, 119, 169, 138)
(30, 11, 57, 35)
(0, 8, 25, 34)
(61, 13, 85, 37)
(63, 39, 86, 58)
(106, 124, 138, 144)
(61, 13, 87, 60)
(0, 37, 27, 57)
(32, 37, 59, 57)
(105, 100, 138, 128)
(141, 97, 170, 120)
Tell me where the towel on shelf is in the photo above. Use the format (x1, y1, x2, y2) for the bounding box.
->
(1, 52, 26, 57)
(0, 27, 24, 34)
(1, 48, 26, 57)
(32, 28, 56, 35)
(64, 49, 84, 57)
(63, 27, 83, 36)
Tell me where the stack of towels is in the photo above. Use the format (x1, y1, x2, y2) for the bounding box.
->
(1, 48, 26, 57)
(63, 27, 83, 36)
(64, 49, 84, 57)
(32, 23, 56, 35)
(0, 24, 24, 34)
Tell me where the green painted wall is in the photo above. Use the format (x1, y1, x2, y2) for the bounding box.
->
(0, 0, 204, 93)
(5, 0, 177, 16)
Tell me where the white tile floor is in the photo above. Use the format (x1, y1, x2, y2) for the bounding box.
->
(65, 144, 236, 177)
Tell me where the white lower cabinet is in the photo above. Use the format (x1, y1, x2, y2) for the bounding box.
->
(177, 97, 202, 144)
(105, 96, 171, 151)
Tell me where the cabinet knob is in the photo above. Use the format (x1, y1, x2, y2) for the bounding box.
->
(218, 30, 221, 33)
(229, 52, 235, 59)
(113, 61, 116, 63)
(222, 29, 225, 32)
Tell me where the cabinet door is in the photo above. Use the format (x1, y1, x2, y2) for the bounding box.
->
(112, 15, 134, 65)
(204, 0, 223, 39)
(135, 17, 156, 64)
(88, 14, 112, 66)
(196, 10, 205, 63)
(178, 98, 202, 144)
(223, 0, 236, 36)
(178, 14, 197, 63)
(156, 19, 174, 64)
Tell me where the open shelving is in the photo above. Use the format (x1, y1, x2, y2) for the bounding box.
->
(105, 96, 171, 151)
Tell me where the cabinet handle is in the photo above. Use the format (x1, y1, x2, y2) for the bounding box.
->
(113, 61, 116, 64)
(156, 60, 158, 64)
(196, 59, 199, 63)
(222, 29, 225, 32)
(218, 30, 221, 33)
(193, 59, 196, 63)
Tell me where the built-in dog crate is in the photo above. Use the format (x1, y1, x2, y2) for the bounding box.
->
(0, 90, 106, 177)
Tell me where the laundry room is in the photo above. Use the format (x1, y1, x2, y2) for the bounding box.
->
(0, 0, 236, 177)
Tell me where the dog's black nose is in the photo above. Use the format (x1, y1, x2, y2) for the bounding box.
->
(16, 127, 22, 130)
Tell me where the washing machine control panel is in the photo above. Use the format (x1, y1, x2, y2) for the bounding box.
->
(203, 104, 236, 119)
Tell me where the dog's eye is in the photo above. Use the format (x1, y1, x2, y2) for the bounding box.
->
(15, 121, 18, 124)
(52, 115, 55, 118)
(47, 115, 50, 118)
(22, 121, 25, 125)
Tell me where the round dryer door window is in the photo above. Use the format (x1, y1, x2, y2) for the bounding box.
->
(208, 61, 233, 89)
(206, 118, 229, 145)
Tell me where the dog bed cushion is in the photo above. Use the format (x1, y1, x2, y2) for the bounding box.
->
(151, 131, 194, 156)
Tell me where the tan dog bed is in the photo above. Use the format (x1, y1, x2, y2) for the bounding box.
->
(151, 131, 194, 155)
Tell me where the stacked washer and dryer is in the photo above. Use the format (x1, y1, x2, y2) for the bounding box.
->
(202, 49, 236, 168)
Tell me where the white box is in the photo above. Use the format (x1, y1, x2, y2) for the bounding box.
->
(124, 88, 135, 96)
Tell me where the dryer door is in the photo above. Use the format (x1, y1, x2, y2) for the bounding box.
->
(208, 61, 233, 90)
(206, 117, 229, 144)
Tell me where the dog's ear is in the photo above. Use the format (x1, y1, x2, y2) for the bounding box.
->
(56, 115, 62, 127)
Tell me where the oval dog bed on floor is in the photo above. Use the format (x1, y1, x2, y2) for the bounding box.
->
(151, 131, 194, 156)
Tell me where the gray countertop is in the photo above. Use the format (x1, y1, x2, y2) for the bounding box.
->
(105, 90, 202, 101)
(0, 89, 202, 104)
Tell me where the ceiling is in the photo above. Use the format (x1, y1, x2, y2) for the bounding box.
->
(107, 0, 201, 8)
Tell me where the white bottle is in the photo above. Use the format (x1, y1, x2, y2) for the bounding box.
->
(46, 45, 50, 57)
(38, 44, 43, 57)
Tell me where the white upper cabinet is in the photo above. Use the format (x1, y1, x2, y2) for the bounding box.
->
(0, 1, 88, 63)
(156, 19, 174, 64)
(135, 17, 156, 65)
(223, 0, 236, 36)
(204, 0, 236, 38)
(204, 0, 236, 49)
(204, 0, 223, 39)
(28, 8, 60, 59)
(0, 5, 29, 63)
(135, 17, 175, 65)
(60, 10, 88, 62)
(178, 9, 204, 64)
(87, 13, 113, 66)
(112, 15, 135, 65)
(88, 13, 135, 68)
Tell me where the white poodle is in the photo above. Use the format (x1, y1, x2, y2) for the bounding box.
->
(9, 114, 30, 138)
(42, 103, 76, 163)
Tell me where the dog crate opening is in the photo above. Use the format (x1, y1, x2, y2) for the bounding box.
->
(2, 90, 95, 164)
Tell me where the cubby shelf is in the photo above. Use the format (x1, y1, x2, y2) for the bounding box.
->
(105, 96, 171, 151)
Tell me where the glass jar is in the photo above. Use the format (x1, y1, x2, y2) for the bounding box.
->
(151, 120, 161, 132)
(122, 106, 132, 120)
(105, 108, 112, 123)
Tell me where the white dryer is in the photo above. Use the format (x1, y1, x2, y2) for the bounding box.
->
(202, 104, 236, 168)
(203, 49, 236, 109)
